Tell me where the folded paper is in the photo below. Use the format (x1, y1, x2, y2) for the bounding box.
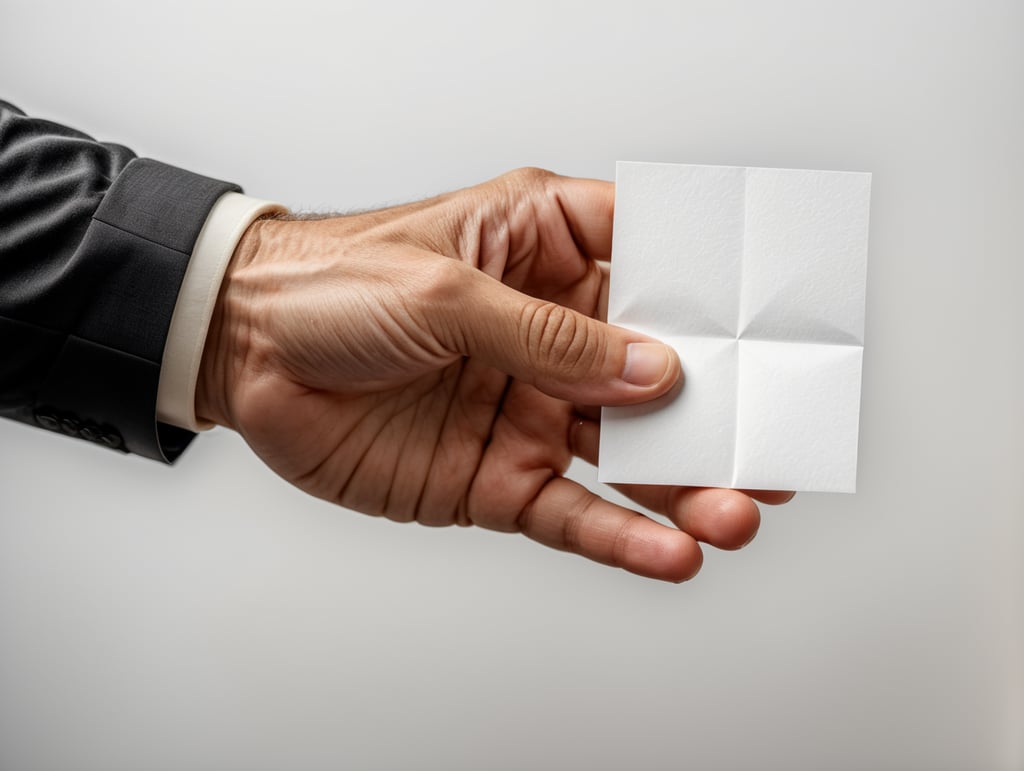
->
(598, 162, 870, 493)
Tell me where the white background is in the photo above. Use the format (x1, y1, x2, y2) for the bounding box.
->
(2, 1, 1021, 769)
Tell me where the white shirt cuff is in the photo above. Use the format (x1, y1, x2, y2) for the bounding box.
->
(157, 191, 288, 431)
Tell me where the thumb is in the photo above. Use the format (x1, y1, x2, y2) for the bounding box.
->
(452, 271, 681, 406)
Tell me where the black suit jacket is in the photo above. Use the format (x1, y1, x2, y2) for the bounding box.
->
(0, 100, 240, 461)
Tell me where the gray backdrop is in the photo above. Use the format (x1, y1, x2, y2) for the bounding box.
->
(2, 1, 1021, 769)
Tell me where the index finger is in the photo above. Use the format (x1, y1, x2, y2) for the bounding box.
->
(548, 177, 614, 321)
(549, 175, 616, 263)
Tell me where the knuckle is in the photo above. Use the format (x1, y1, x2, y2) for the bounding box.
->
(502, 166, 556, 192)
(560, 488, 594, 555)
(390, 257, 473, 356)
(503, 165, 552, 185)
(519, 301, 602, 379)
(413, 256, 469, 306)
(609, 516, 643, 570)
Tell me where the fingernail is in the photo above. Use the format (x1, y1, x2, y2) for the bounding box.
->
(622, 343, 673, 387)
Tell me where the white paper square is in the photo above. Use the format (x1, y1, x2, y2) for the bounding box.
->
(599, 162, 870, 493)
(735, 340, 864, 492)
(740, 168, 870, 344)
(608, 163, 745, 337)
(601, 336, 738, 487)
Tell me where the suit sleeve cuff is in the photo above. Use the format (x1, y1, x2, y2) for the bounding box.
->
(157, 192, 288, 431)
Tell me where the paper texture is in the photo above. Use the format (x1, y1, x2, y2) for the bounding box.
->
(598, 162, 870, 493)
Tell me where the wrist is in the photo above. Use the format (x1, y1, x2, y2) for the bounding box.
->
(195, 217, 267, 430)
(158, 192, 287, 432)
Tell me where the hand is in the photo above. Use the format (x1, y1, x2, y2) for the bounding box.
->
(197, 168, 793, 582)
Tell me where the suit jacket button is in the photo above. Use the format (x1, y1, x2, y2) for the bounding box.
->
(35, 411, 60, 431)
(79, 425, 99, 442)
(60, 417, 82, 436)
(100, 431, 123, 450)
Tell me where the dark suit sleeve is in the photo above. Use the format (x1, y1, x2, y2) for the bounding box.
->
(0, 100, 241, 462)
